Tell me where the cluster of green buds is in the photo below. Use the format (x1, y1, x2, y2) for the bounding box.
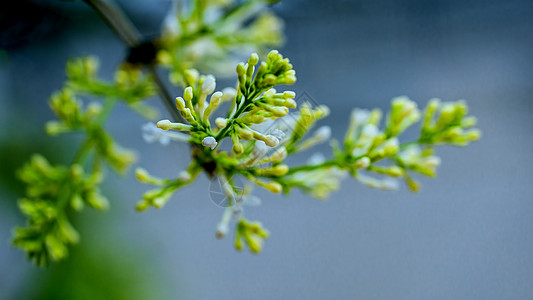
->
(11, 0, 482, 267)
(158, 0, 285, 85)
(65, 56, 158, 119)
(235, 219, 270, 254)
(137, 50, 299, 252)
(137, 50, 480, 254)
(13, 56, 158, 266)
(279, 96, 481, 198)
(13, 155, 107, 266)
(419, 99, 480, 146)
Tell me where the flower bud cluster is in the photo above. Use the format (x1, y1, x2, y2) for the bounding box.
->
(45, 89, 102, 136)
(158, 0, 284, 87)
(14, 56, 154, 265)
(284, 166, 347, 200)
(137, 54, 481, 256)
(385, 96, 421, 137)
(137, 51, 301, 253)
(12, 0, 484, 265)
(150, 51, 298, 156)
(66, 56, 157, 105)
(134, 162, 202, 211)
(13, 155, 108, 266)
(420, 99, 481, 146)
(235, 219, 270, 254)
(397, 146, 441, 178)
(284, 102, 331, 154)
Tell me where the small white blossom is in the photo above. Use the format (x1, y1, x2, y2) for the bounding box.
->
(313, 125, 331, 142)
(361, 124, 378, 138)
(269, 128, 286, 141)
(216, 221, 229, 239)
(252, 141, 269, 160)
(351, 109, 370, 124)
(202, 136, 218, 150)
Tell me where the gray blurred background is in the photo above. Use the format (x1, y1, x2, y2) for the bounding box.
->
(1, 0, 533, 299)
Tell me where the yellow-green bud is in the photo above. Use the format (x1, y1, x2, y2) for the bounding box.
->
(263, 135, 280, 147)
(263, 74, 277, 85)
(233, 142, 244, 154)
(156, 119, 192, 131)
(387, 166, 404, 177)
(248, 53, 259, 66)
(215, 117, 228, 128)
(383, 138, 399, 156)
(236, 63, 246, 76)
(135, 168, 150, 182)
(265, 181, 282, 193)
(237, 127, 254, 139)
(465, 129, 481, 141)
(283, 91, 295, 99)
(256, 164, 289, 176)
(175, 97, 186, 110)
(184, 69, 199, 85)
(135, 200, 149, 212)
(354, 156, 371, 169)
(184, 87, 193, 102)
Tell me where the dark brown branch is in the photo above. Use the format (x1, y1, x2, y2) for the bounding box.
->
(82, 0, 184, 123)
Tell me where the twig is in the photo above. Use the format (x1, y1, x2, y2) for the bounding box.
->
(82, 0, 184, 123)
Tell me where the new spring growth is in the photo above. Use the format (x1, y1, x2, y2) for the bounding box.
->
(13, 155, 108, 266)
(135, 53, 480, 255)
(13, 54, 165, 266)
(235, 219, 270, 254)
(15, 0, 299, 265)
(420, 99, 481, 145)
(13, 0, 485, 266)
(279, 95, 480, 200)
(158, 0, 285, 86)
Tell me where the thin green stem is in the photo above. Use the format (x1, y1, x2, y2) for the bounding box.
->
(96, 97, 118, 125)
(215, 94, 257, 140)
(286, 159, 339, 174)
(71, 138, 94, 166)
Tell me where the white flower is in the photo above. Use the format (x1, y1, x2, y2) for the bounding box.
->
(313, 125, 331, 142)
(351, 109, 370, 124)
(361, 124, 378, 137)
(202, 136, 218, 150)
(268, 128, 286, 141)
